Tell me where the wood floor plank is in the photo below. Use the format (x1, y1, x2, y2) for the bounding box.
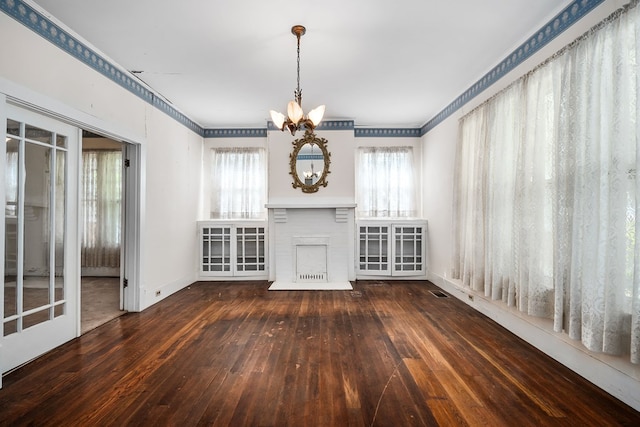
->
(1, 280, 638, 426)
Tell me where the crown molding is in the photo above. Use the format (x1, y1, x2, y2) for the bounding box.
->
(0, 0, 204, 136)
(421, 0, 605, 135)
(204, 122, 421, 138)
(355, 128, 421, 138)
(203, 128, 267, 138)
(1, 0, 605, 138)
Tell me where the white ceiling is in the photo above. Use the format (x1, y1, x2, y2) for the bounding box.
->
(31, 0, 572, 129)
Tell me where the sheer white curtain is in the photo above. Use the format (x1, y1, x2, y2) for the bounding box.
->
(454, 1, 640, 363)
(81, 150, 122, 268)
(357, 147, 417, 218)
(554, 4, 639, 360)
(210, 147, 266, 219)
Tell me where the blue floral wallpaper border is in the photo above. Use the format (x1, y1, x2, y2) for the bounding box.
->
(0, 0, 203, 135)
(203, 128, 267, 138)
(355, 128, 421, 138)
(420, 0, 604, 135)
(266, 120, 355, 132)
(1, 0, 604, 138)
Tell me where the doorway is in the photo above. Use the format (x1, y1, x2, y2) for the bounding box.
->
(1, 97, 143, 385)
(80, 131, 126, 334)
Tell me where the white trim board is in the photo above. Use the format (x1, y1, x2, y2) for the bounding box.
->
(268, 282, 353, 291)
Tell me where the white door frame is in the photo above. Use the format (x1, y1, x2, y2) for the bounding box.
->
(121, 142, 142, 312)
(3, 91, 144, 314)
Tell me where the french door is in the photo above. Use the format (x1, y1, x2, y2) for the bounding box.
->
(2, 104, 79, 375)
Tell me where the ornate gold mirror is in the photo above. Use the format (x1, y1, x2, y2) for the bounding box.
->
(289, 129, 331, 193)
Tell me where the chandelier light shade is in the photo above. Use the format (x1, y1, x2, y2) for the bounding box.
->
(269, 25, 325, 135)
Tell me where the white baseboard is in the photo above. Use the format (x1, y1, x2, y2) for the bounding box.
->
(140, 274, 197, 310)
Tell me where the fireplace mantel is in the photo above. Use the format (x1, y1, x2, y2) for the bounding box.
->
(267, 200, 355, 290)
(265, 199, 356, 209)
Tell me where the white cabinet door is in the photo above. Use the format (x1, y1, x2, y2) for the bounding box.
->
(357, 224, 391, 276)
(234, 225, 266, 276)
(201, 225, 233, 276)
(392, 224, 425, 276)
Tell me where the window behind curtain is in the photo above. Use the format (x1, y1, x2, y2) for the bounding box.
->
(210, 147, 266, 219)
(453, 1, 640, 363)
(356, 147, 416, 218)
(82, 150, 122, 268)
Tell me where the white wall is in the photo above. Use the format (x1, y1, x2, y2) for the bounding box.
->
(0, 13, 202, 311)
(421, 0, 640, 410)
(140, 107, 202, 308)
(268, 128, 355, 203)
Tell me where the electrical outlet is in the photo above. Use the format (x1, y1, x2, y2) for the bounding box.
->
(155, 290, 161, 297)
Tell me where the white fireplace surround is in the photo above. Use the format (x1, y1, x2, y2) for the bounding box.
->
(267, 200, 355, 290)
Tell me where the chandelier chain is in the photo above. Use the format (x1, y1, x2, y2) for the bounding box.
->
(295, 31, 302, 105)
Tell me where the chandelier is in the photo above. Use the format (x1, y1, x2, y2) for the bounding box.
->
(270, 25, 325, 135)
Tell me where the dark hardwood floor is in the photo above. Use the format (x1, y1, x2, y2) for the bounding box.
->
(1, 281, 638, 426)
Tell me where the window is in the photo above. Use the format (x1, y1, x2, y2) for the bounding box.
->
(453, 2, 640, 363)
(210, 147, 266, 219)
(81, 150, 122, 268)
(356, 147, 416, 218)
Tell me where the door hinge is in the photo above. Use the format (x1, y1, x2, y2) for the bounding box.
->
(124, 158, 130, 167)
(123, 278, 129, 288)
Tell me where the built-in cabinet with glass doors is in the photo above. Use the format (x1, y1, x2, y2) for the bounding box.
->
(198, 221, 267, 279)
(357, 221, 426, 277)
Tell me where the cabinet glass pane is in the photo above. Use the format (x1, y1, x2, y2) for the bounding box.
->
(236, 226, 265, 273)
(201, 226, 231, 273)
(394, 225, 422, 273)
(359, 225, 389, 272)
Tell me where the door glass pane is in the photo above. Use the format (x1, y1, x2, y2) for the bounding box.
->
(23, 142, 52, 323)
(55, 150, 65, 303)
(56, 134, 67, 148)
(25, 123, 52, 144)
(4, 138, 19, 322)
(23, 309, 50, 330)
(4, 319, 17, 336)
(54, 304, 64, 318)
(6, 119, 20, 137)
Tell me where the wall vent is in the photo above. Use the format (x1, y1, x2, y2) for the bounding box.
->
(430, 290, 449, 298)
(298, 273, 326, 282)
